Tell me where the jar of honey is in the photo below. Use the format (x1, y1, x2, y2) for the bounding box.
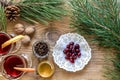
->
(37, 61, 54, 78)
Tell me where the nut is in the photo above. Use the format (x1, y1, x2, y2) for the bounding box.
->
(25, 27, 35, 35)
(21, 35, 31, 45)
(14, 23, 25, 34)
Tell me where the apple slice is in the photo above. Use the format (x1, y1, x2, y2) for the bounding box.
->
(2, 35, 24, 49)
(14, 67, 35, 72)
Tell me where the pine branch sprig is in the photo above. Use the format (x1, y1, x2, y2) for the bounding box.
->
(70, 0, 120, 80)
(0, 5, 7, 32)
(70, 0, 120, 50)
(17, 0, 66, 24)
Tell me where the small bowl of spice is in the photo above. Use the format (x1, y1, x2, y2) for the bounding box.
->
(32, 41, 49, 59)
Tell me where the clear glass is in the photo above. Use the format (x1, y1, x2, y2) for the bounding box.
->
(0, 54, 32, 80)
(0, 32, 21, 55)
(9, 33, 22, 54)
(0, 32, 14, 56)
(0, 32, 22, 76)
(42, 27, 61, 46)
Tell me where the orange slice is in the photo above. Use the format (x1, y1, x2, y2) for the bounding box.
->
(14, 67, 35, 72)
(2, 35, 24, 49)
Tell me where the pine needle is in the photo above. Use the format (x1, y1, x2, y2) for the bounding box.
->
(0, 4, 7, 32)
(70, 0, 120, 80)
(17, 0, 66, 25)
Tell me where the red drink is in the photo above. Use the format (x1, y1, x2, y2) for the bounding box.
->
(0, 32, 12, 55)
(2, 55, 26, 79)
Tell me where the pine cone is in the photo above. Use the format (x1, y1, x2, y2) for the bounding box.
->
(5, 5, 20, 21)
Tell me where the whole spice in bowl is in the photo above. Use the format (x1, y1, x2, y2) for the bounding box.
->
(32, 41, 49, 59)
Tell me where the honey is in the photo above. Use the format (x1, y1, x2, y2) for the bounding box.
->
(37, 61, 54, 78)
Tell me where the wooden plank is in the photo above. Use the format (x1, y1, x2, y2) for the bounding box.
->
(0, 17, 109, 80)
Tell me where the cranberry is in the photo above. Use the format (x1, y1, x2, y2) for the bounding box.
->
(69, 56, 73, 59)
(75, 49, 80, 53)
(63, 49, 67, 54)
(69, 42, 74, 45)
(65, 56, 70, 60)
(69, 53, 72, 56)
(77, 52, 81, 57)
(72, 53, 75, 57)
(63, 41, 81, 63)
(72, 48, 75, 53)
(66, 44, 70, 48)
(66, 52, 70, 57)
(75, 44, 80, 49)
(63, 48, 69, 53)
(73, 56, 77, 59)
(69, 45, 73, 50)
(70, 59, 74, 63)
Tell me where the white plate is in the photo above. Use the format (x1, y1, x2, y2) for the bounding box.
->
(52, 33, 91, 72)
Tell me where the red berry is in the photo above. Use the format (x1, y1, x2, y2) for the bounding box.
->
(65, 56, 70, 60)
(70, 59, 75, 63)
(63, 49, 67, 54)
(77, 52, 81, 57)
(69, 42, 74, 45)
(75, 44, 80, 49)
(73, 56, 77, 59)
(64, 41, 81, 63)
(66, 53, 70, 57)
(72, 48, 75, 53)
(70, 56, 73, 59)
(75, 49, 80, 53)
(69, 53, 72, 56)
(69, 45, 73, 50)
(72, 53, 75, 57)
(63, 48, 69, 54)
(66, 44, 70, 48)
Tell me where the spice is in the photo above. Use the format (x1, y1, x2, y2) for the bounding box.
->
(34, 41, 49, 56)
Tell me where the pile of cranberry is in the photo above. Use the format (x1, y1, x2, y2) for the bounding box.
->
(63, 41, 81, 63)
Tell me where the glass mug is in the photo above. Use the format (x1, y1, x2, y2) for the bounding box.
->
(0, 32, 21, 56)
(1, 54, 32, 80)
(0, 32, 13, 56)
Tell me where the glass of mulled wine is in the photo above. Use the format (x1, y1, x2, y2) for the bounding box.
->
(0, 32, 13, 56)
(0, 32, 21, 56)
(1, 54, 31, 80)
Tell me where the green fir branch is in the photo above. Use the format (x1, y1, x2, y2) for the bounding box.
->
(0, 5, 7, 32)
(17, 0, 66, 24)
(70, 0, 120, 50)
(70, 0, 120, 80)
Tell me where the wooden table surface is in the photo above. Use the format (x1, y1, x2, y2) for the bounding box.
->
(0, 17, 109, 80)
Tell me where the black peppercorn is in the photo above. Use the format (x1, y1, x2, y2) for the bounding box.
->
(34, 41, 49, 57)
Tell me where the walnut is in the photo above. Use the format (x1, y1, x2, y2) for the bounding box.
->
(14, 23, 25, 34)
(25, 27, 35, 35)
(21, 35, 31, 45)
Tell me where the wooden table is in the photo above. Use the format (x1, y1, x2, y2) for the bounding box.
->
(0, 17, 108, 80)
